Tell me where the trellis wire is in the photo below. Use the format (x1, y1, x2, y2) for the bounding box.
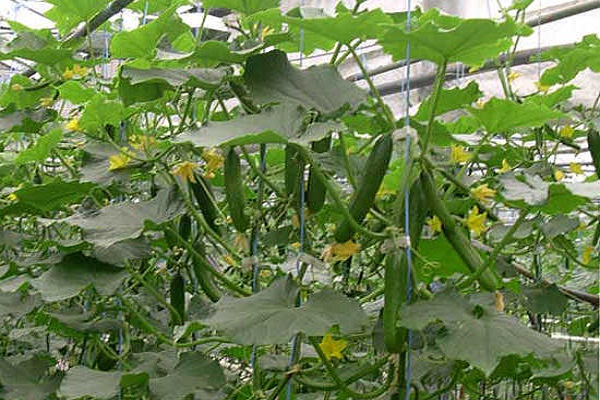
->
(402, 1, 413, 400)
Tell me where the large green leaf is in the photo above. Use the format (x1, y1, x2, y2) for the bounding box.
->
(176, 104, 304, 147)
(203, 0, 278, 15)
(469, 97, 564, 133)
(0, 355, 61, 400)
(380, 9, 523, 66)
(521, 284, 569, 316)
(499, 173, 549, 206)
(120, 66, 227, 89)
(204, 276, 368, 345)
(415, 81, 482, 121)
(59, 81, 96, 104)
(540, 184, 590, 215)
(244, 50, 366, 114)
(148, 352, 225, 400)
(0, 24, 71, 64)
(248, 6, 392, 53)
(45, 0, 110, 35)
(59, 366, 120, 400)
(31, 253, 127, 302)
(0, 291, 40, 318)
(14, 129, 63, 165)
(0, 180, 95, 217)
(80, 95, 126, 132)
(541, 34, 600, 85)
(417, 236, 470, 282)
(65, 188, 185, 248)
(399, 290, 560, 376)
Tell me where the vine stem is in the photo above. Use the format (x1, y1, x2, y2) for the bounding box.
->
(338, 132, 358, 190)
(420, 60, 448, 155)
(241, 146, 284, 198)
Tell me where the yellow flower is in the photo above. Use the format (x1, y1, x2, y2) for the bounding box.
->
(322, 240, 361, 263)
(470, 184, 496, 204)
(450, 145, 471, 164)
(40, 97, 54, 107)
(129, 135, 156, 151)
(427, 215, 442, 234)
(319, 333, 347, 360)
(233, 233, 249, 253)
(202, 148, 224, 178)
(558, 125, 574, 139)
(171, 161, 197, 183)
(581, 246, 594, 265)
(534, 81, 550, 93)
(224, 254, 236, 266)
(65, 118, 81, 131)
(553, 169, 564, 181)
(72, 64, 89, 76)
(108, 152, 131, 171)
(474, 99, 486, 109)
(290, 241, 301, 250)
(466, 206, 487, 236)
(7, 192, 17, 201)
(62, 68, 75, 80)
(494, 291, 505, 312)
(507, 71, 521, 82)
(569, 162, 583, 175)
(499, 159, 511, 173)
(11, 83, 23, 91)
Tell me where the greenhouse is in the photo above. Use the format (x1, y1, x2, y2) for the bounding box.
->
(0, 0, 598, 399)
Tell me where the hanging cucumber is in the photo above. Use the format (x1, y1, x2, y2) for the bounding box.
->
(307, 136, 331, 213)
(587, 128, 600, 177)
(334, 134, 393, 243)
(170, 272, 186, 325)
(224, 147, 249, 232)
(189, 174, 221, 235)
(191, 242, 221, 302)
(285, 144, 304, 206)
(383, 178, 428, 353)
(179, 214, 192, 241)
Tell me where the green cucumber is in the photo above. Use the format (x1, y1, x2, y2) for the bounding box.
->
(587, 129, 600, 177)
(191, 242, 221, 302)
(189, 174, 221, 235)
(170, 272, 185, 325)
(224, 147, 249, 232)
(179, 214, 192, 241)
(285, 145, 304, 206)
(334, 134, 393, 242)
(307, 136, 331, 213)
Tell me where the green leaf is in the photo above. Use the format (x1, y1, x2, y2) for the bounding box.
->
(540, 184, 590, 215)
(0, 180, 95, 217)
(380, 9, 522, 66)
(80, 142, 130, 185)
(469, 97, 564, 133)
(59, 81, 96, 104)
(417, 236, 470, 282)
(204, 276, 368, 345)
(148, 352, 226, 400)
(176, 104, 305, 148)
(31, 253, 127, 302)
(45, 0, 110, 35)
(521, 284, 569, 316)
(0, 355, 61, 400)
(248, 6, 392, 53)
(415, 81, 482, 121)
(203, 0, 278, 15)
(80, 95, 126, 132)
(499, 173, 549, 206)
(15, 129, 63, 165)
(541, 215, 579, 238)
(110, 6, 188, 59)
(65, 188, 185, 248)
(59, 366, 120, 400)
(176, 40, 258, 67)
(0, 291, 40, 318)
(121, 66, 227, 89)
(244, 50, 366, 114)
(0, 24, 71, 64)
(540, 34, 600, 85)
(399, 290, 560, 376)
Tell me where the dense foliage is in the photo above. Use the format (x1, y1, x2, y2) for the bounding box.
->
(0, 0, 598, 399)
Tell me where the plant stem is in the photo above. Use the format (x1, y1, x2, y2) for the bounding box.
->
(241, 146, 284, 198)
(421, 60, 448, 155)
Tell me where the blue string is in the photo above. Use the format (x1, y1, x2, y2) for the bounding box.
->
(403, 1, 413, 400)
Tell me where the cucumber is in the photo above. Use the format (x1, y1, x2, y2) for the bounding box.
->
(285, 144, 304, 206)
(307, 136, 331, 213)
(334, 134, 393, 242)
(170, 272, 186, 325)
(179, 214, 192, 241)
(189, 174, 221, 235)
(383, 178, 428, 353)
(191, 242, 221, 302)
(587, 129, 600, 177)
(224, 147, 249, 232)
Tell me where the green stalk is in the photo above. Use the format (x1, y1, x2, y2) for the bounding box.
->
(129, 270, 182, 323)
(241, 146, 284, 198)
(338, 132, 358, 190)
(420, 166, 497, 291)
(421, 60, 448, 155)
